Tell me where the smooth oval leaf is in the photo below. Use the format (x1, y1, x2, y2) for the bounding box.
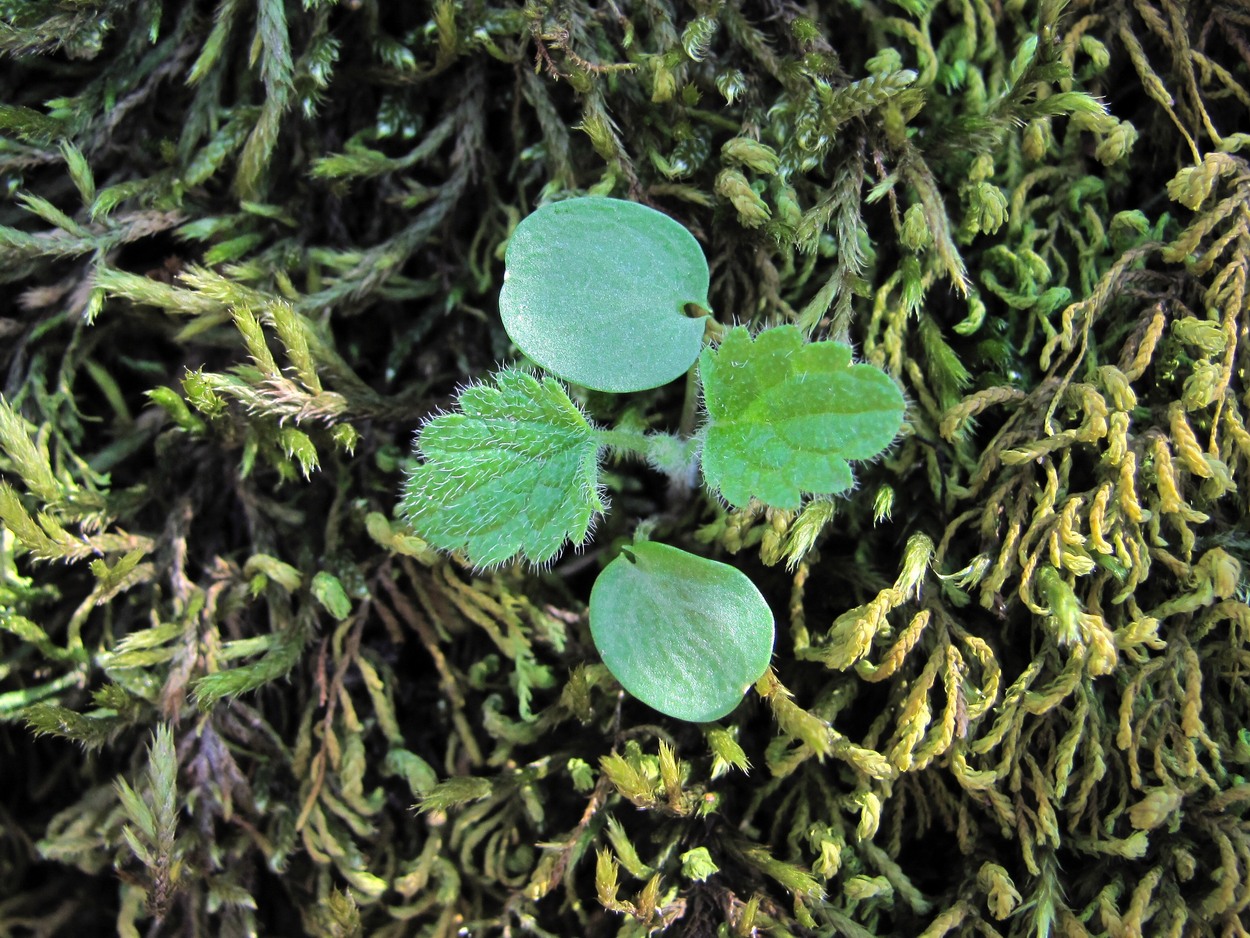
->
(400, 369, 603, 566)
(499, 197, 709, 392)
(700, 325, 905, 509)
(589, 542, 774, 722)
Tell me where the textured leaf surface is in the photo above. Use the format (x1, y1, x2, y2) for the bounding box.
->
(499, 197, 709, 392)
(700, 325, 905, 509)
(401, 370, 602, 566)
(590, 542, 774, 722)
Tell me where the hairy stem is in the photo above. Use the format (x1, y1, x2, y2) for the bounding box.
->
(596, 428, 699, 483)
(595, 427, 654, 457)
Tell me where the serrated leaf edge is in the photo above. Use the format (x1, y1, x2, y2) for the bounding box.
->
(695, 325, 906, 510)
(400, 369, 609, 570)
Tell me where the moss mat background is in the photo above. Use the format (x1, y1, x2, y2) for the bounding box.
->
(2, 1, 1249, 935)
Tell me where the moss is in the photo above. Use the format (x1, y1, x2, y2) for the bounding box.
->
(1, 0, 1249, 935)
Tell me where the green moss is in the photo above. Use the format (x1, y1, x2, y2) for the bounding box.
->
(1, 0, 1249, 935)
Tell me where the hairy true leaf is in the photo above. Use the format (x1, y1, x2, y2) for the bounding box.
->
(499, 197, 709, 392)
(401, 369, 603, 566)
(700, 327, 905, 510)
(700, 325, 905, 509)
(590, 542, 774, 722)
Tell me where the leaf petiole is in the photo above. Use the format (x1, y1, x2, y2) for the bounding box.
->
(594, 427, 653, 456)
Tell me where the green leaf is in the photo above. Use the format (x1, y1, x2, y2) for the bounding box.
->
(589, 542, 774, 722)
(23, 703, 120, 748)
(699, 326, 905, 509)
(401, 369, 604, 566)
(499, 197, 709, 393)
(417, 776, 493, 813)
(384, 749, 439, 797)
(191, 619, 308, 708)
(311, 572, 352, 620)
(243, 554, 302, 593)
(681, 846, 721, 881)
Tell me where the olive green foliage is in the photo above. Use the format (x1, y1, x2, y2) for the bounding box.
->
(1, 0, 1248, 936)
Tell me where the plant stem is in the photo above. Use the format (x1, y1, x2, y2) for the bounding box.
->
(596, 429, 696, 484)
(595, 428, 653, 457)
(678, 366, 700, 439)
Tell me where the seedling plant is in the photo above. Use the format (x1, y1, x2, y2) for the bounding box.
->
(401, 197, 904, 722)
